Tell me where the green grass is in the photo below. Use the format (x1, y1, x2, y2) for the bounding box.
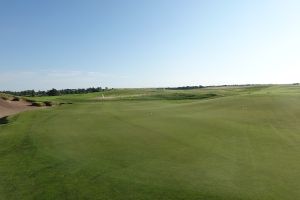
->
(0, 85, 300, 199)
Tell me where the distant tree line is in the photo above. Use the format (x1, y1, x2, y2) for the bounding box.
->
(166, 85, 205, 90)
(205, 84, 254, 87)
(1, 87, 109, 97)
(165, 84, 270, 90)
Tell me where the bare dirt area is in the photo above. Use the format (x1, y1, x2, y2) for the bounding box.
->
(0, 99, 41, 118)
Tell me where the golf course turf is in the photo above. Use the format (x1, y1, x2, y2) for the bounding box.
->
(0, 85, 299, 199)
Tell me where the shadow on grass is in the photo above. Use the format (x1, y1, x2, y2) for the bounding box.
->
(0, 116, 9, 125)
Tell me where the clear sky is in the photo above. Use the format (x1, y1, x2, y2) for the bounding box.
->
(1, 0, 300, 90)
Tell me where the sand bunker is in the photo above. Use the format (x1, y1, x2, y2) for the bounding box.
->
(0, 99, 40, 118)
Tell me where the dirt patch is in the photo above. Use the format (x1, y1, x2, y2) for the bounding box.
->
(0, 99, 42, 118)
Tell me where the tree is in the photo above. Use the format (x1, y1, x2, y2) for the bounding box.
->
(47, 88, 60, 96)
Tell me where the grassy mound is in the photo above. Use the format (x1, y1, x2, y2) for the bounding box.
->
(0, 93, 11, 100)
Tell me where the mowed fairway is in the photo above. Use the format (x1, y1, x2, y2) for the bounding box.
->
(0, 86, 299, 199)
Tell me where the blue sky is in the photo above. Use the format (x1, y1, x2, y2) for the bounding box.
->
(0, 0, 300, 90)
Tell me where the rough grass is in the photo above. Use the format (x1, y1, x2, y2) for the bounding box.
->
(0, 85, 299, 199)
(0, 93, 10, 101)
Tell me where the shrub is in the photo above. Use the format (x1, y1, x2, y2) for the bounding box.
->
(59, 102, 73, 105)
(31, 102, 44, 107)
(1, 96, 9, 100)
(12, 96, 21, 101)
(43, 101, 53, 106)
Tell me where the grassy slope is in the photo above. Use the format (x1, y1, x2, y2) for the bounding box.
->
(0, 85, 300, 199)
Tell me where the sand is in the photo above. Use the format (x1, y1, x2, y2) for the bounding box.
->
(0, 99, 39, 118)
